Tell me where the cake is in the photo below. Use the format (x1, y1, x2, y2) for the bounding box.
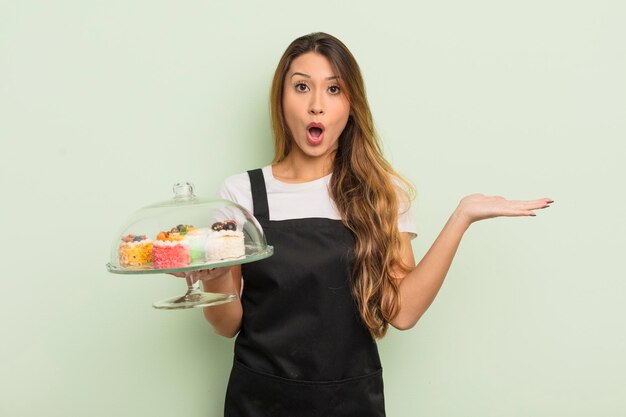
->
(118, 234, 153, 266)
(205, 220, 245, 261)
(184, 228, 209, 263)
(152, 225, 192, 269)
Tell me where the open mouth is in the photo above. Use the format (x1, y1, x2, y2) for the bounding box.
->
(306, 123, 325, 145)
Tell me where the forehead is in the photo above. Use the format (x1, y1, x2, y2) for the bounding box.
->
(288, 52, 337, 78)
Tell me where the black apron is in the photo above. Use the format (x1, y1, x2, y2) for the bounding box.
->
(224, 169, 385, 417)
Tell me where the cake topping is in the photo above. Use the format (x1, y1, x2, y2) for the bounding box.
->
(158, 224, 195, 241)
(121, 234, 147, 243)
(173, 224, 194, 234)
(211, 220, 237, 231)
(118, 234, 153, 266)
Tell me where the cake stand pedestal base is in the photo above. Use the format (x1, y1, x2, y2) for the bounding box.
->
(152, 274, 236, 310)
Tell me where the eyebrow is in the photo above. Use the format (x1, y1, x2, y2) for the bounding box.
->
(290, 72, 340, 81)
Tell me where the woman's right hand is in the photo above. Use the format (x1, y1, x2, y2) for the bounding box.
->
(176, 264, 243, 337)
(169, 266, 234, 284)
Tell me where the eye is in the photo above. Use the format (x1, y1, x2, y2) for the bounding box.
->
(328, 85, 341, 95)
(295, 82, 309, 93)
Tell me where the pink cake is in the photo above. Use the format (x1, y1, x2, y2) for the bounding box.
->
(152, 240, 190, 269)
(152, 226, 191, 269)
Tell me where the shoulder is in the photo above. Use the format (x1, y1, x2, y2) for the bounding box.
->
(218, 170, 253, 213)
(388, 174, 418, 239)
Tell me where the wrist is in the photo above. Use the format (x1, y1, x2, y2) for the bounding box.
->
(200, 270, 232, 288)
(451, 206, 472, 231)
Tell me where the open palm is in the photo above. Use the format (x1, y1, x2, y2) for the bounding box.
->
(457, 194, 553, 224)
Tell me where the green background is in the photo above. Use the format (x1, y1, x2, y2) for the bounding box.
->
(1, 1, 624, 416)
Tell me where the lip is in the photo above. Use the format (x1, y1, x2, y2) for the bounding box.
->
(307, 122, 325, 130)
(306, 122, 325, 146)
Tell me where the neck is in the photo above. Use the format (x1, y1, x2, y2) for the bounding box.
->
(273, 151, 334, 183)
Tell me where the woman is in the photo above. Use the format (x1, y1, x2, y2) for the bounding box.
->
(194, 32, 552, 416)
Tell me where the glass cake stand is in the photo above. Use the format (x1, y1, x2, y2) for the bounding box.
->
(106, 182, 273, 310)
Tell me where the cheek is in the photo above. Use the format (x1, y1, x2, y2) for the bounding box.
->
(333, 102, 351, 130)
(338, 98, 351, 120)
(282, 95, 293, 118)
(281, 98, 298, 130)
(283, 93, 307, 119)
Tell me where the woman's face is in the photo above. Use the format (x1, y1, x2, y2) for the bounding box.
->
(282, 52, 350, 162)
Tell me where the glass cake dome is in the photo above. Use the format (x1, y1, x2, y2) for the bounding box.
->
(106, 182, 273, 310)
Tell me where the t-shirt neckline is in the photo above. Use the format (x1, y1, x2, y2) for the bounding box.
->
(264, 165, 332, 189)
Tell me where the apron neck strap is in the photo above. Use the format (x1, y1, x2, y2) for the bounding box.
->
(247, 168, 269, 220)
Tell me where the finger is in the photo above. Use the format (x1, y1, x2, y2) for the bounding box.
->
(194, 267, 223, 281)
(530, 198, 553, 206)
(508, 211, 534, 217)
(508, 199, 553, 210)
(511, 210, 538, 217)
(532, 199, 554, 209)
(509, 198, 552, 206)
(497, 207, 540, 217)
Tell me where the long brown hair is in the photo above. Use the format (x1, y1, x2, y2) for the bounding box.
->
(270, 32, 414, 339)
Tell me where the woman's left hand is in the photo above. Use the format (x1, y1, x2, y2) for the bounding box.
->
(455, 194, 553, 226)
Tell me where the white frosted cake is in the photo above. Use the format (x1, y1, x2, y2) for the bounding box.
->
(205, 220, 245, 261)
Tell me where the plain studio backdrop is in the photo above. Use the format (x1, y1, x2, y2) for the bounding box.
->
(1, 1, 624, 416)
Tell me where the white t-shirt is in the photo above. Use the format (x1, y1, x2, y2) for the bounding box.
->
(218, 165, 417, 238)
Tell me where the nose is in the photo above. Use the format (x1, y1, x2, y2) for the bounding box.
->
(308, 91, 324, 115)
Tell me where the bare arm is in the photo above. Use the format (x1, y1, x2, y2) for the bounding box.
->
(177, 266, 244, 338)
(390, 194, 553, 330)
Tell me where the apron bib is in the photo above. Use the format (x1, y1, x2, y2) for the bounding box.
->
(224, 169, 385, 417)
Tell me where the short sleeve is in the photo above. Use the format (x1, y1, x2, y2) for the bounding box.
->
(394, 178, 417, 239)
(217, 172, 254, 214)
(398, 199, 417, 239)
